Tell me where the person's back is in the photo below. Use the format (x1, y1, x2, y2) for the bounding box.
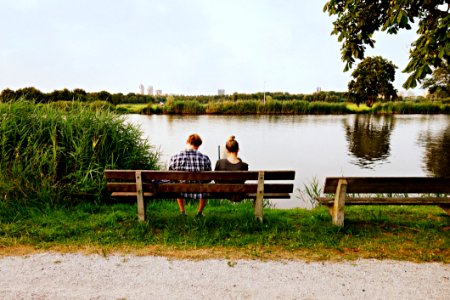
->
(170, 149, 211, 173)
(215, 157, 248, 172)
(215, 135, 248, 201)
(169, 133, 211, 216)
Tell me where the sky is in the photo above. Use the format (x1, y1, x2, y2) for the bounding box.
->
(0, 0, 424, 96)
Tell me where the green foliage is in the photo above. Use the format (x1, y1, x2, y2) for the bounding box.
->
(324, 0, 450, 89)
(0, 100, 160, 205)
(423, 61, 450, 98)
(371, 101, 445, 114)
(348, 56, 397, 106)
(163, 100, 206, 114)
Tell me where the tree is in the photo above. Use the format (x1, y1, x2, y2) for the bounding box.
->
(347, 56, 397, 106)
(324, 0, 450, 89)
(422, 61, 450, 98)
(0, 88, 17, 102)
(16, 87, 47, 103)
(73, 88, 88, 101)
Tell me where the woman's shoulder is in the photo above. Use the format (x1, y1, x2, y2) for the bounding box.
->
(239, 159, 249, 170)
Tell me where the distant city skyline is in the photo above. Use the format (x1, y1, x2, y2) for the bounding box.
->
(0, 1, 425, 96)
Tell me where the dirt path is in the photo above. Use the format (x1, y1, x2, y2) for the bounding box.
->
(1, 253, 449, 299)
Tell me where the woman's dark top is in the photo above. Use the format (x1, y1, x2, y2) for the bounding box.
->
(214, 158, 249, 171)
(214, 158, 248, 202)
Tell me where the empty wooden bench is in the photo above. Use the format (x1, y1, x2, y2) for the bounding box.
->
(104, 170, 295, 221)
(317, 177, 450, 226)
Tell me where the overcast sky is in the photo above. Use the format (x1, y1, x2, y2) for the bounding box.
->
(0, 0, 423, 95)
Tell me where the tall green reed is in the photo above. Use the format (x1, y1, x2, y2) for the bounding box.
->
(0, 100, 160, 206)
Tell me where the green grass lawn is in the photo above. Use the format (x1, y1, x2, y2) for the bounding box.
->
(1, 200, 448, 262)
(116, 103, 149, 113)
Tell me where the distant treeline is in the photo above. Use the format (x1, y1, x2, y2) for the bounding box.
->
(0, 87, 349, 104)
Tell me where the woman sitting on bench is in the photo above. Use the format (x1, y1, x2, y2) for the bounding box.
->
(215, 135, 248, 202)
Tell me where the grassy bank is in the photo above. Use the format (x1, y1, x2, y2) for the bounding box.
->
(117, 100, 450, 115)
(0, 200, 448, 262)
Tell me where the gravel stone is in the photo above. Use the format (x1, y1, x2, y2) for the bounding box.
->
(0, 253, 449, 299)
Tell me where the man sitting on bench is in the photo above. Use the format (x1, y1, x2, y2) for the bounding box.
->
(168, 133, 212, 217)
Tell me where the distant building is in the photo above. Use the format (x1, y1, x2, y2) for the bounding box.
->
(316, 87, 322, 92)
(147, 86, 154, 96)
(218, 89, 225, 96)
(156, 89, 162, 95)
(139, 84, 145, 95)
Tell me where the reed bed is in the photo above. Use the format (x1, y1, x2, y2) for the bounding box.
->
(0, 100, 159, 206)
(159, 100, 352, 115)
(124, 100, 450, 115)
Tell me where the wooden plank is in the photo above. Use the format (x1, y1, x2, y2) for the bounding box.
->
(332, 179, 347, 227)
(111, 192, 291, 199)
(107, 183, 294, 194)
(254, 171, 264, 222)
(317, 197, 450, 205)
(135, 171, 146, 221)
(104, 170, 295, 181)
(439, 205, 450, 215)
(323, 177, 450, 194)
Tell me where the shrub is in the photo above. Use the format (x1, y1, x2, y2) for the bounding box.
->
(0, 100, 160, 205)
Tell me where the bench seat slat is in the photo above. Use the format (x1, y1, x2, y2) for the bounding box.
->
(104, 170, 295, 181)
(317, 197, 450, 205)
(107, 183, 294, 194)
(111, 192, 291, 199)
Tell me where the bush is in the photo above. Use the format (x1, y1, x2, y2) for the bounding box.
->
(0, 100, 160, 206)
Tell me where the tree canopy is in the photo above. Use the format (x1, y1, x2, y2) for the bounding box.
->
(422, 60, 450, 98)
(324, 0, 450, 89)
(348, 56, 397, 105)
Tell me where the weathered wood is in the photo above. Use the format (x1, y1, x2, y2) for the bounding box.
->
(112, 192, 291, 199)
(104, 169, 295, 221)
(320, 176, 450, 226)
(323, 177, 450, 194)
(104, 170, 295, 181)
(317, 197, 450, 205)
(106, 182, 293, 194)
(332, 179, 347, 227)
(135, 171, 145, 221)
(254, 171, 264, 222)
(439, 205, 450, 215)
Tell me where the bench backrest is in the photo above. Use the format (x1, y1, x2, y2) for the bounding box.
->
(105, 170, 295, 181)
(105, 170, 295, 196)
(323, 177, 450, 194)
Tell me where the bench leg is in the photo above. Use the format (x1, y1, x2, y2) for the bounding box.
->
(439, 205, 450, 216)
(332, 179, 347, 227)
(254, 171, 265, 222)
(135, 171, 146, 222)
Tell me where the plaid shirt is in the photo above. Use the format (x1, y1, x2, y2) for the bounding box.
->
(169, 149, 212, 199)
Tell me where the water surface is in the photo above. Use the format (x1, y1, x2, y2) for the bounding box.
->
(127, 114, 450, 208)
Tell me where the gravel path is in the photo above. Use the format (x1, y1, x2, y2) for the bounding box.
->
(1, 253, 449, 299)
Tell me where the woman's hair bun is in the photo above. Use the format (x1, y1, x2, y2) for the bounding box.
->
(228, 135, 235, 141)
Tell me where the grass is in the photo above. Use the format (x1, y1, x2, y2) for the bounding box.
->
(117, 100, 450, 115)
(0, 100, 159, 205)
(0, 200, 448, 262)
(116, 103, 149, 113)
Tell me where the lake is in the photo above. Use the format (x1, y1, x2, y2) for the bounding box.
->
(126, 114, 450, 208)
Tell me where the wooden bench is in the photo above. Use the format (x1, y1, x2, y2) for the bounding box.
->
(317, 177, 450, 226)
(104, 170, 295, 221)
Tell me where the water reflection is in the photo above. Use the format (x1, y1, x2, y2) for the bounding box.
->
(344, 115, 394, 168)
(126, 114, 450, 208)
(421, 125, 450, 177)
